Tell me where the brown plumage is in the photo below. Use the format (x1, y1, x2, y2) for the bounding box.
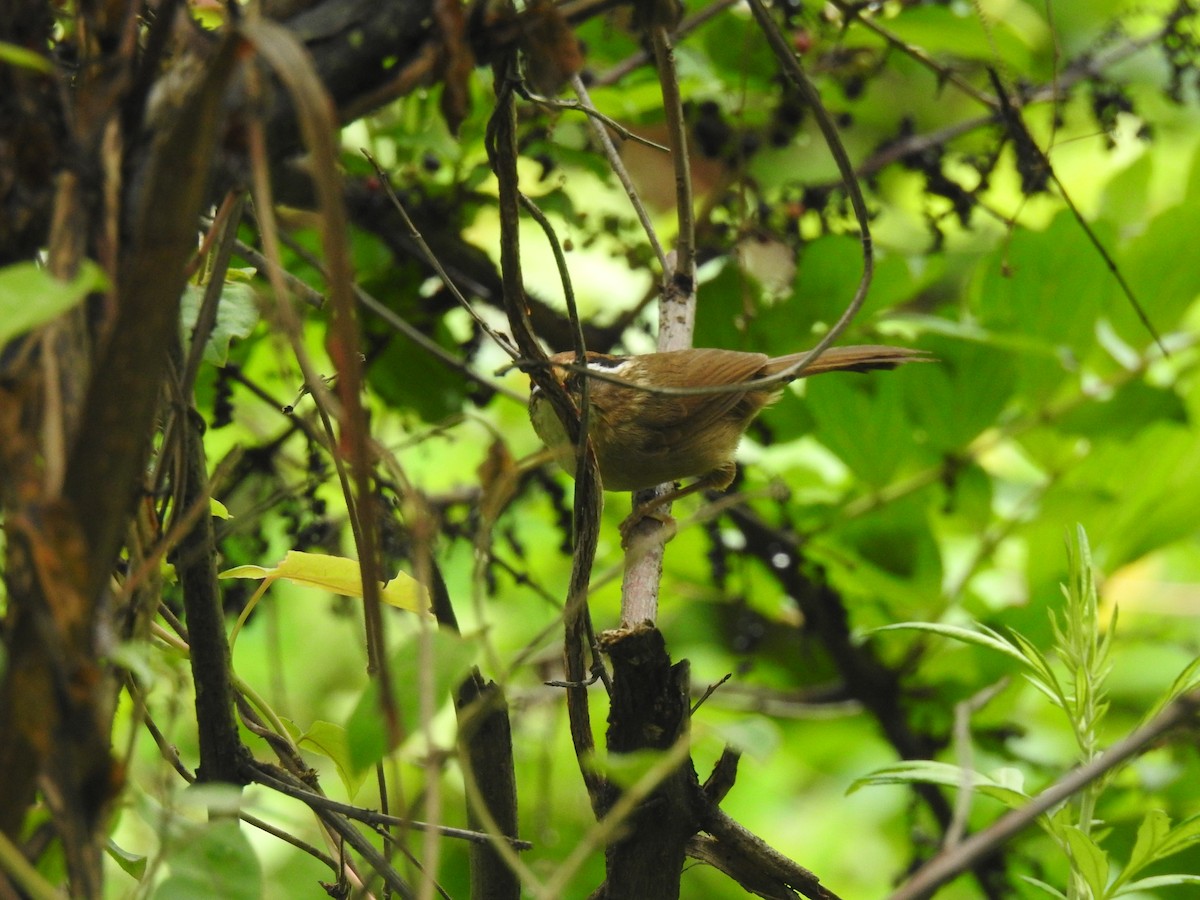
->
(528, 345, 930, 501)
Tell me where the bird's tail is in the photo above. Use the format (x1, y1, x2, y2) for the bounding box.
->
(764, 345, 933, 380)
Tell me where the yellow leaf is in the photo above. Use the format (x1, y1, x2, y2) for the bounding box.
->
(220, 550, 430, 614)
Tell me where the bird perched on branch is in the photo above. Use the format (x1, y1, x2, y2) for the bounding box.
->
(528, 344, 930, 535)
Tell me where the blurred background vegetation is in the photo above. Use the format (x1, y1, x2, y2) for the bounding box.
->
(6, 0, 1200, 897)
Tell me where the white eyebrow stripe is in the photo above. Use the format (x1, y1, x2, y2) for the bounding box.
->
(587, 358, 631, 374)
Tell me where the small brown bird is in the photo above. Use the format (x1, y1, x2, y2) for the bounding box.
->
(528, 344, 928, 517)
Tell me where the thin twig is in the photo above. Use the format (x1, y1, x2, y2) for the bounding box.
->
(517, 84, 669, 152)
(568, 73, 668, 272)
(182, 192, 246, 398)
(618, 20, 701, 627)
(363, 150, 519, 360)
(521, 194, 615, 695)
(231, 238, 523, 402)
(593, 0, 741, 87)
(486, 69, 609, 815)
(745, 0, 873, 382)
(248, 765, 533, 849)
(945, 679, 1010, 849)
(889, 690, 1200, 900)
(831, 1, 997, 108)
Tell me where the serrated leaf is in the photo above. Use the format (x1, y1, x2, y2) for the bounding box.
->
(1057, 380, 1186, 441)
(1117, 809, 1171, 888)
(905, 339, 1016, 451)
(1115, 202, 1200, 341)
(977, 211, 1110, 357)
(806, 375, 914, 487)
(882, 5, 1036, 67)
(1159, 812, 1200, 857)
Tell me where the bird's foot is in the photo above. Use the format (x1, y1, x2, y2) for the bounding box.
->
(619, 506, 677, 551)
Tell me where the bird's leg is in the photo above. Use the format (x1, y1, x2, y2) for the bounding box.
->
(618, 462, 737, 547)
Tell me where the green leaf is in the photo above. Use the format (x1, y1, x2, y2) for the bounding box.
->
(1115, 874, 1200, 894)
(1140, 653, 1200, 727)
(1064, 826, 1109, 900)
(0, 261, 108, 345)
(805, 374, 916, 487)
(1056, 380, 1186, 442)
(1114, 809, 1171, 889)
(848, 760, 1031, 810)
(881, 5, 1037, 69)
(366, 322, 468, 422)
(904, 339, 1016, 451)
(293, 719, 370, 800)
(818, 494, 945, 616)
(152, 821, 262, 900)
(0, 40, 54, 74)
(1098, 153, 1153, 227)
(869, 619, 1077, 715)
(1115, 202, 1200, 341)
(1019, 875, 1069, 899)
(345, 629, 475, 771)
(867, 622, 1029, 666)
(180, 281, 260, 366)
(106, 839, 147, 881)
(709, 236, 865, 351)
(1159, 812, 1200, 858)
(974, 211, 1111, 379)
(1006, 629, 1066, 709)
(1063, 423, 1200, 569)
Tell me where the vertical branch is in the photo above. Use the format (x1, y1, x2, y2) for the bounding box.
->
(620, 19, 697, 628)
(487, 73, 609, 813)
(650, 26, 697, 293)
(170, 333, 251, 786)
(6, 30, 241, 891)
(64, 35, 239, 604)
(592, 8, 708, 898)
(455, 671, 520, 900)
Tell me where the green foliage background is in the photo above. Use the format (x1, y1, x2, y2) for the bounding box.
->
(89, 1, 1200, 897)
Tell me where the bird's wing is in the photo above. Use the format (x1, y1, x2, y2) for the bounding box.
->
(630, 349, 770, 453)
